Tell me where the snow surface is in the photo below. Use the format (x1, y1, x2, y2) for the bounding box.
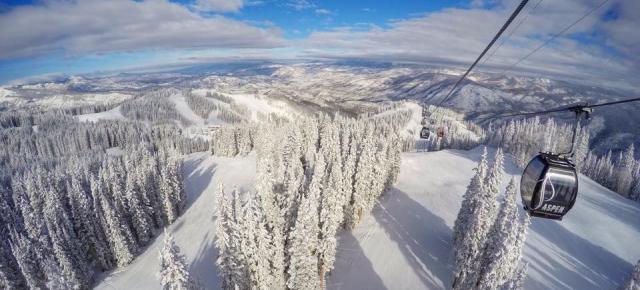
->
(94, 147, 640, 290)
(169, 93, 206, 126)
(77, 106, 125, 122)
(328, 147, 640, 290)
(95, 152, 256, 290)
(0, 87, 17, 102)
(192, 89, 293, 122)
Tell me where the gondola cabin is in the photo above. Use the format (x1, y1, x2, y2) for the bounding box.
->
(436, 127, 445, 138)
(520, 153, 578, 220)
(420, 127, 430, 139)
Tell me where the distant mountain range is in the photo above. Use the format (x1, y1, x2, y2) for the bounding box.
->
(2, 62, 637, 157)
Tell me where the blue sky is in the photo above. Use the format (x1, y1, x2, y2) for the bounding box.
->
(0, 0, 637, 87)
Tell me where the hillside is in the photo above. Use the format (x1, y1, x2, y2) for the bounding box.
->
(94, 147, 640, 290)
(2, 63, 638, 156)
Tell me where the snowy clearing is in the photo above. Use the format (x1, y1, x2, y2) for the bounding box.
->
(76, 105, 125, 122)
(192, 89, 293, 121)
(95, 152, 256, 290)
(169, 93, 206, 126)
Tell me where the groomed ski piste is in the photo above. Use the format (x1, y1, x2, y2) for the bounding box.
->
(94, 146, 640, 290)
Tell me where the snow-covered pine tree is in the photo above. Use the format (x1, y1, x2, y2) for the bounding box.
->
(91, 175, 137, 267)
(573, 125, 590, 172)
(475, 178, 523, 289)
(254, 136, 287, 290)
(287, 152, 324, 290)
(616, 144, 635, 197)
(318, 121, 345, 286)
(452, 147, 491, 289)
(341, 129, 359, 229)
(68, 177, 114, 270)
(620, 260, 640, 290)
(452, 147, 489, 256)
(8, 228, 46, 289)
(453, 148, 504, 289)
(43, 186, 91, 288)
(159, 229, 194, 290)
(351, 126, 375, 228)
(214, 184, 234, 290)
(124, 170, 154, 244)
(500, 261, 528, 290)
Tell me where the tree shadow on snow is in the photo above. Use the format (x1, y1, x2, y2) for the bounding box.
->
(579, 187, 640, 233)
(373, 188, 453, 290)
(182, 155, 217, 211)
(525, 218, 632, 290)
(446, 146, 523, 177)
(189, 231, 220, 290)
(327, 231, 388, 290)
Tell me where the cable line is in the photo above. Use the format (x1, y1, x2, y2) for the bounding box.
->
(481, 0, 544, 66)
(472, 96, 640, 121)
(437, 0, 530, 106)
(501, 0, 611, 74)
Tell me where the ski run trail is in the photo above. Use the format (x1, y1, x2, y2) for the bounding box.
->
(95, 147, 640, 290)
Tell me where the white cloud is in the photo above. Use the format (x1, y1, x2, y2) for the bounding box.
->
(301, 0, 639, 87)
(286, 0, 315, 10)
(0, 0, 284, 59)
(315, 8, 332, 15)
(193, 0, 245, 12)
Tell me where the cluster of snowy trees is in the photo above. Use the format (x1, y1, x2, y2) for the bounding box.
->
(210, 126, 255, 157)
(581, 144, 640, 201)
(185, 92, 220, 120)
(452, 148, 530, 290)
(0, 118, 207, 170)
(0, 103, 120, 130)
(486, 116, 640, 202)
(0, 110, 74, 129)
(0, 103, 207, 289)
(185, 92, 247, 124)
(121, 90, 189, 126)
(0, 144, 185, 289)
(206, 91, 233, 104)
(214, 113, 403, 289)
(486, 117, 589, 168)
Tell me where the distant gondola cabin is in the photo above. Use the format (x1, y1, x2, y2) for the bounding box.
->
(420, 127, 430, 139)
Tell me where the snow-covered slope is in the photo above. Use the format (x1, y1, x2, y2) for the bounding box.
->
(76, 105, 125, 122)
(329, 147, 640, 290)
(169, 93, 206, 126)
(192, 89, 295, 122)
(95, 153, 257, 290)
(94, 147, 640, 290)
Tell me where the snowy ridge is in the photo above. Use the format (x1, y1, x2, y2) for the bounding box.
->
(191, 89, 295, 122)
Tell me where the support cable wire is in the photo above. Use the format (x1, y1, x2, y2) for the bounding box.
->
(501, 0, 611, 74)
(437, 0, 530, 106)
(472, 96, 640, 122)
(481, 0, 544, 65)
